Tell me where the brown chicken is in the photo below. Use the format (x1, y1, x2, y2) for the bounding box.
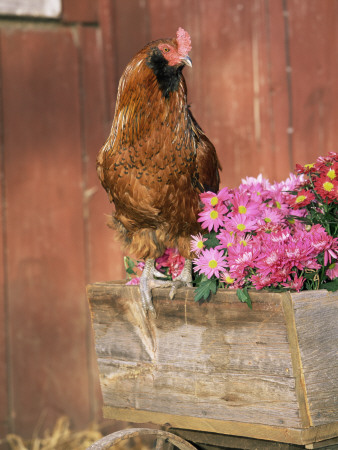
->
(97, 27, 220, 313)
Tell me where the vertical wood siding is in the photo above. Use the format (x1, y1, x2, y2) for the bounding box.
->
(0, 0, 337, 438)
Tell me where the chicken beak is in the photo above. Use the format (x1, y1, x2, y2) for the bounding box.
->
(181, 55, 192, 67)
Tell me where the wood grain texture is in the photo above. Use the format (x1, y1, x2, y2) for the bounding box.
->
(1, 27, 92, 436)
(88, 283, 338, 444)
(290, 290, 338, 427)
(287, 0, 338, 167)
(62, 0, 98, 23)
(0, 28, 9, 438)
(171, 428, 306, 450)
(89, 283, 300, 429)
(102, 406, 338, 446)
(78, 25, 125, 284)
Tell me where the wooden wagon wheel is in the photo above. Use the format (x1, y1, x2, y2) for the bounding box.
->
(87, 427, 197, 450)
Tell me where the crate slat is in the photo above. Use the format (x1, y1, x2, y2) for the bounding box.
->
(87, 282, 338, 445)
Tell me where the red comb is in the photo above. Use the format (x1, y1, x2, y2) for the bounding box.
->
(176, 27, 192, 56)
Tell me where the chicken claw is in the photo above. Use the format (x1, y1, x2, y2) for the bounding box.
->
(139, 258, 193, 314)
(169, 259, 192, 299)
(139, 259, 172, 314)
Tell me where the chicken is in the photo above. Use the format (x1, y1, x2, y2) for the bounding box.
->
(97, 27, 220, 314)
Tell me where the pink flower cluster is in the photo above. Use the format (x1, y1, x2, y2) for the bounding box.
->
(192, 172, 338, 292)
(126, 248, 185, 285)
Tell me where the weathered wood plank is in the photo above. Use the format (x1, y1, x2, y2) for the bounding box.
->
(282, 293, 312, 429)
(62, 0, 98, 23)
(0, 28, 9, 437)
(291, 291, 338, 427)
(102, 406, 338, 446)
(1, 26, 92, 436)
(88, 282, 301, 429)
(287, 0, 338, 166)
(88, 282, 338, 445)
(78, 24, 125, 284)
(171, 428, 304, 450)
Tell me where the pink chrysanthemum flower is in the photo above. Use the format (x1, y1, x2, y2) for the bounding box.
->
(216, 229, 236, 249)
(191, 233, 207, 255)
(193, 248, 227, 279)
(238, 235, 253, 247)
(240, 173, 271, 195)
(224, 213, 258, 234)
(282, 273, 305, 292)
(231, 191, 261, 216)
(218, 186, 233, 204)
(278, 172, 305, 192)
(307, 225, 338, 266)
(284, 235, 314, 270)
(197, 203, 227, 232)
(259, 207, 284, 226)
(251, 273, 275, 290)
(269, 227, 291, 243)
(314, 152, 338, 172)
(266, 188, 291, 215)
(326, 262, 338, 280)
(156, 248, 185, 279)
(255, 242, 285, 278)
(226, 243, 260, 280)
(220, 270, 236, 285)
(200, 188, 232, 209)
(191, 157, 337, 297)
(126, 277, 140, 285)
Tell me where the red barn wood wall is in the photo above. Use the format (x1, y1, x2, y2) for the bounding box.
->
(0, 0, 337, 439)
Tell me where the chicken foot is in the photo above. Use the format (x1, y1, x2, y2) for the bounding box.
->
(139, 258, 193, 314)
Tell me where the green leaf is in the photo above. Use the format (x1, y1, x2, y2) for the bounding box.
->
(236, 287, 252, 309)
(320, 278, 338, 292)
(194, 277, 217, 302)
(203, 231, 220, 249)
(124, 256, 136, 276)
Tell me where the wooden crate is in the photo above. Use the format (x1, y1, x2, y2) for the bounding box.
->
(87, 282, 338, 447)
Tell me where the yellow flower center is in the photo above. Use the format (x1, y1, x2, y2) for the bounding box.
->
(327, 168, 336, 180)
(225, 276, 234, 284)
(227, 242, 233, 247)
(211, 196, 219, 206)
(304, 163, 314, 169)
(323, 181, 334, 192)
(208, 259, 218, 269)
(240, 239, 247, 246)
(237, 223, 246, 231)
(197, 240, 204, 249)
(276, 201, 281, 209)
(210, 210, 218, 219)
(264, 217, 271, 223)
(238, 205, 247, 214)
(296, 195, 306, 204)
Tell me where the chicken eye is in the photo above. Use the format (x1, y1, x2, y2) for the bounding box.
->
(163, 47, 170, 53)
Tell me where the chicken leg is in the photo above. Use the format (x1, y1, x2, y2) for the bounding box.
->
(139, 258, 193, 314)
